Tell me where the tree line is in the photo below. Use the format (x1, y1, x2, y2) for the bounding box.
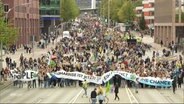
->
(99, 0, 146, 30)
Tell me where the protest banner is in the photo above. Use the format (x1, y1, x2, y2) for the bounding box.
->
(11, 70, 173, 87)
(138, 77, 173, 87)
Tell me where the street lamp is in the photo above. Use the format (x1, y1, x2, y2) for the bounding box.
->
(108, 0, 111, 28)
(5, 3, 31, 24)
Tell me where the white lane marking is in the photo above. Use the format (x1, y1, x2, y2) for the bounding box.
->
(125, 86, 133, 104)
(127, 87, 139, 104)
(68, 89, 83, 104)
(36, 98, 42, 103)
(71, 89, 83, 104)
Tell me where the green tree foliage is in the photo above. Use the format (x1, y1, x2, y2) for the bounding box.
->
(100, 0, 124, 22)
(176, 12, 184, 22)
(133, 0, 143, 8)
(139, 14, 146, 30)
(60, 0, 80, 22)
(110, 0, 125, 22)
(100, 0, 136, 23)
(118, 0, 135, 23)
(0, 0, 18, 46)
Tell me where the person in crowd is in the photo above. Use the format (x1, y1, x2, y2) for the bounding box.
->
(134, 78, 139, 93)
(97, 92, 105, 104)
(0, 68, 5, 82)
(114, 83, 120, 101)
(32, 79, 37, 88)
(160, 40, 163, 47)
(177, 73, 182, 88)
(5, 57, 10, 67)
(90, 88, 97, 104)
(172, 77, 177, 94)
(82, 80, 88, 98)
(27, 81, 32, 89)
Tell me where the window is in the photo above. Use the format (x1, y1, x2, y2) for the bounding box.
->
(4, 4, 9, 12)
(46, 0, 51, 5)
(150, 12, 154, 16)
(151, 3, 154, 7)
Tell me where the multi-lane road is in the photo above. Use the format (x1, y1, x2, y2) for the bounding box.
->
(0, 85, 183, 103)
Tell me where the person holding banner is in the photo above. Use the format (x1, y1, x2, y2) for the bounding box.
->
(82, 80, 88, 98)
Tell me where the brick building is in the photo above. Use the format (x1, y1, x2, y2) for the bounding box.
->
(135, 0, 155, 29)
(2, 0, 40, 47)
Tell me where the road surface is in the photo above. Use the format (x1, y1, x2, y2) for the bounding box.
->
(0, 85, 183, 103)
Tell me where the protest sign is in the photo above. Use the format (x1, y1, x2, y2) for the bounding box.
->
(11, 70, 173, 87)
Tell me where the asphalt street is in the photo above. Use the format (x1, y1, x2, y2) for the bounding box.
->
(0, 85, 183, 103)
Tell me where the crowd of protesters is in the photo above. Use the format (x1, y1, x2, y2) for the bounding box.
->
(0, 15, 183, 94)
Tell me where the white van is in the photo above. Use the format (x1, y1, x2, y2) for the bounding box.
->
(62, 31, 72, 39)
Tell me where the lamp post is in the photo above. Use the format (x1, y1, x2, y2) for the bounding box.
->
(179, 0, 182, 23)
(0, 40, 3, 85)
(108, 0, 111, 28)
(5, 3, 31, 24)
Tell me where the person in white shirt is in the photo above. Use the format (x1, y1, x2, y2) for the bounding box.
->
(135, 78, 139, 93)
(97, 92, 109, 104)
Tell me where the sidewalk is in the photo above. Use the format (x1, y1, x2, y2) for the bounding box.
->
(143, 35, 182, 53)
(142, 35, 183, 59)
(0, 36, 62, 90)
(132, 29, 183, 55)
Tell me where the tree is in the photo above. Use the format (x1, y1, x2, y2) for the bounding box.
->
(139, 14, 146, 30)
(100, 0, 139, 23)
(133, 0, 143, 8)
(176, 12, 184, 22)
(118, 0, 135, 23)
(60, 0, 80, 22)
(100, 0, 124, 22)
(0, 0, 18, 46)
(110, 0, 125, 22)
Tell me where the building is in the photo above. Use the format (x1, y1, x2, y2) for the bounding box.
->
(3, 0, 40, 47)
(135, 0, 155, 29)
(154, 0, 184, 49)
(76, 0, 96, 10)
(39, 0, 99, 35)
(76, 0, 97, 13)
(39, 0, 60, 35)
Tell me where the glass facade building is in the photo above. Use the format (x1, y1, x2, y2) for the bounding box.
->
(40, 0, 60, 15)
(39, 0, 60, 34)
(76, 0, 92, 10)
(39, 0, 99, 34)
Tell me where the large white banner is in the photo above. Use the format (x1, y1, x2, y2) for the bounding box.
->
(10, 70, 173, 87)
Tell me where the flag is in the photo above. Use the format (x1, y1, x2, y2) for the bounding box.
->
(49, 60, 56, 68)
(105, 81, 111, 94)
(47, 53, 51, 65)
